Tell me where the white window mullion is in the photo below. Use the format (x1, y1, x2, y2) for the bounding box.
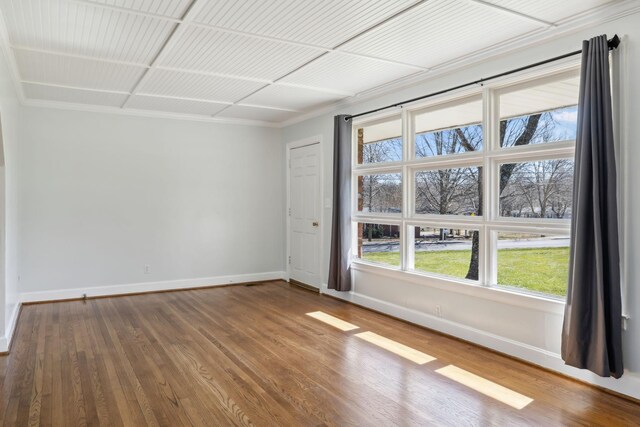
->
(401, 107, 410, 270)
(401, 165, 410, 271)
(481, 87, 494, 287)
(405, 223, 415, 271)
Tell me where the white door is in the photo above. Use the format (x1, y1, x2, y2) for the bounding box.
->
(289, 143, 321, 288)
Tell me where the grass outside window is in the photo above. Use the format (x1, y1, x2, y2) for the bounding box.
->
(362, 245, 569, 297)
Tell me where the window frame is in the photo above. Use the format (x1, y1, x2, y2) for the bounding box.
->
(352, 218, 403, 270)
(353, 168, 403, 218)
(351, 66, 581, 303)
(488, 226, 571, 298)
(407, 220, 483, 284)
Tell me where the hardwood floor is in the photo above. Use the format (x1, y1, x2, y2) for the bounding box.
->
(1, 281, 638, 426)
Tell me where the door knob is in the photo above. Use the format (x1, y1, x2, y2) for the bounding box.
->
(312, 221, 319, 227)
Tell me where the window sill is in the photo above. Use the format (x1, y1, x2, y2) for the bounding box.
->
(350, 260, 565, 315)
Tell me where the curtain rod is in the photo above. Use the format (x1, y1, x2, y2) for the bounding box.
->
(345, 34, 620, 121)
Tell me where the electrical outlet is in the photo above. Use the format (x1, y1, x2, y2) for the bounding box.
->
(144, 265, 150, 274)
(435, 304, 442, 317)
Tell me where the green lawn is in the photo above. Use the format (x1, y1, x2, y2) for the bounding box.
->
(362, 247, 569, 297)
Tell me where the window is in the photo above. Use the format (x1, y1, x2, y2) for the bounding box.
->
(355, 222, 401, 268)
(496, 232, 570, 297)
(409, 226, 479, 281)
(415, 167, 482, 216)
(414, 98, 483, 157)
(355, 116, 402, 165)
(499, 74, 579, 147)
(499, 159, 574, 219)
(357, 173, 402, 214)
(352, 70, 579, 300)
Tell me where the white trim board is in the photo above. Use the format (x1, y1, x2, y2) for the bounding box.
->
(21, 99, 282, 128)
(0, 302, 21, 353)
(320, 284, 640, 400)
(19, 271, 286, 304)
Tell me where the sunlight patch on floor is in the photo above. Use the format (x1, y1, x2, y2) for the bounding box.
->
(355, 331, 436, 364)
(306, 311, 360, 331)
(436, 365, 533, 409)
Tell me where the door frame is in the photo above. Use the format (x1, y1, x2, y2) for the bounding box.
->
(285, 135, 324, 288)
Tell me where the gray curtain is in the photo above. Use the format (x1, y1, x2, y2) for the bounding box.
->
(328, 115, 353, 291)
(561, 35, 623, 378)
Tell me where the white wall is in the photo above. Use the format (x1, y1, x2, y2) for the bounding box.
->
(0, 44, 20, 352)
(282, 12, 640, 398)
(17, 107, 285, 300)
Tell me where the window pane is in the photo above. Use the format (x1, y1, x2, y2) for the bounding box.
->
(497, 232, 570, 297)
(412, 226, 479, 280)
(358, 173, 402, 214)
(357, 223, 400, 267)
(415, 167, 482, 216)
(356, 117, 402, 164)
(414, 99, 483, 157)
(499, 75, 579, 148)
(499, 160, 574, 219)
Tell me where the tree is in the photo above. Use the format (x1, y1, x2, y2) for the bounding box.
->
(360, 137, 402, 214)
(460, 110, 576, 279)
(434, 114, 544, 279)
(506, 159, 573, 219)
(415, 125, 482, 244)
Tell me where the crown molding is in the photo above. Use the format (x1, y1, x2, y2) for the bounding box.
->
(21, 98, 281, 128)
(279, 0, 640, 128)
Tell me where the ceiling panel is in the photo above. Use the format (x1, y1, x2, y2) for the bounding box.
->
(483, 0, 614, 23)
(0, 0, 175, 64)
(137, 69, 266, 102)
(0, 0, 628, 124)
(23, 82, 129, 106)
(159, 26, 324, 80)
(126, 94, 229, 116)
(279, 52, 420, 94)
(340, 0, 542, 68)
(14, 49, 146, 92)
(240, 84, 347, 111)
(216, 105, 297, 123)
(88, 0, 192, 18)
(193, 0, 417, 48)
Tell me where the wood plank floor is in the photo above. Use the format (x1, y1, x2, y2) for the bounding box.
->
(1, 281, 638, 426)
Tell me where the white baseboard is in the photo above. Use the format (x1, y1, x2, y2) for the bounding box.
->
(20, 271, 287, 304)
(1, 301, 21, 353)
(321, 284, 640, 400)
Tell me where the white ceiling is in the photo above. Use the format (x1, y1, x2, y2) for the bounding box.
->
(0, 0, 627, 125)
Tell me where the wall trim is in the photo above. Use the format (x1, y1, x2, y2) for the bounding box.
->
(0, 301, 21, 353)
(320, 284, 640, 400)
(19, 271, 287, 304)
(351, 261, 566, 315)
(21, 100, 281, 128)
